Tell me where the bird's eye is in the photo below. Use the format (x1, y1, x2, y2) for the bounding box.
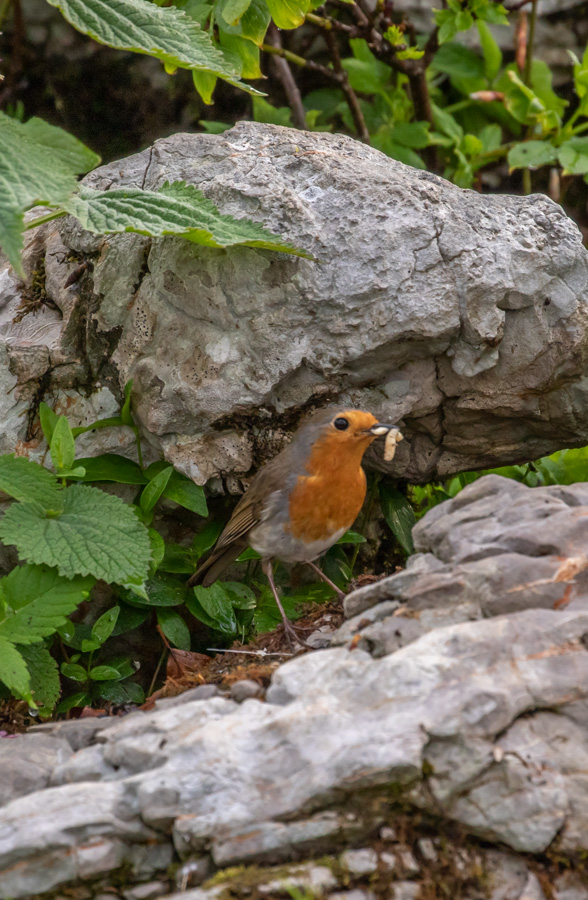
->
(334, 417, 349, 431)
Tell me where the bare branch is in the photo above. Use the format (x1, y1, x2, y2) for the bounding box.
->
(265, 24, 308, 129)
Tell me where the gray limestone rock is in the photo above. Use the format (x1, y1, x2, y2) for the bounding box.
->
(0, 734, 72, 807)
(3, 124, 588, 484)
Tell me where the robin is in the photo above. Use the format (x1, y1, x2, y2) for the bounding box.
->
(188, 409, 400, 647)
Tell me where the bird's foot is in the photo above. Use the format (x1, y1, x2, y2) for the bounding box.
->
(281, 618, 316, 652)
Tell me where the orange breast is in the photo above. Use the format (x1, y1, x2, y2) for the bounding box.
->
(287, 441, 368, 543)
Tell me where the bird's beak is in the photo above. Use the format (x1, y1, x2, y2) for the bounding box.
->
(364, 423, 396, 436)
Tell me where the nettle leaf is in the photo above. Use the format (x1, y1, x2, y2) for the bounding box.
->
(0, 484, 151, 585)
(0, 638, 32, 703)
(0, 564, 94, 644)
(46, 0, 256, 91)
(0, 112, 99, 276)
(63, 183, 311, 258)
(508, 141, 558, 170)
(0, 454, 61, 508)
(19, 643, 61, 714)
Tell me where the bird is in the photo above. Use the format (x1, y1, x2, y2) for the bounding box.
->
(187, 408, 398, 647)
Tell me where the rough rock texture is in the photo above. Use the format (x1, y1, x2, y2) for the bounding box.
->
(2, 123, 588, 484)
(3, 476, 588, 898)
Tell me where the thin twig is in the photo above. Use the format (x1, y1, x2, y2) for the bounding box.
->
(265, 24, 307, 129)
(261, 42, 340, 82)
(522, 0, 538, 194)
(324, 30, 371, 142)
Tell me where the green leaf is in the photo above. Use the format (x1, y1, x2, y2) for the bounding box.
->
(193, 69, 218, 105)
(252, 96, 293, 126)
(46, 0, 256, 91)
(216, 0, 269, 45)
(342, 43, 391, 95)
(145, 463, 208, 516)
(19, 643, 61, 714)
(0, 112, 99, 276)
(434, 8, 459, 45)
(61, 661, 88, 682)
(148, 529, 166, 574)
(558, 138, 588, 175)
(218, 0, 252, 26)
(0, 564, 93, 644)
(508, 141, 558, 170)
(264, 0, 309, 28)
(188, 583, 237, 634)
(192, 518, 224, 560)
(97, 680, 145, 704)
(372, 131, 427, 169)
(221, 581, 257, 608)
(158, 542, 195, 574)
(477, 20, 502, 82)
(157, 607, 191, 649)
(91, 607, 120, 645)
(125, 571, 188, 606)
(89, 665, 122, 681)
(0, 454, 61, 508)
(253, 585, 299, 633)
(379, 482, 416, 555)
(0, 484, 151, 585)
(0, 638, 32, 702)
(63, 182, 311, 258)
(74, 454, 147, 484)
(50, 416, 76, 473)
(111, 602, 149, 635)
(431, 103, 464, 142)
(56, 691, 91, 712)
(336, 530, 366, 545)
(39, 403, 59, 447)
(199, 120, 233, 134)
(287, 582, 333, 604)
(389, 121, 430, 149)
(140, 466, 174, 515)
(433, 42, 485, 80)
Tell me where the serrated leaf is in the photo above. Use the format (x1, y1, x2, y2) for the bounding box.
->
(91, 606, 120, 645)
(50, 416, 76, 472)
(157, 607, 191, 649)
(188, 583, 237, 634)
(0, 112, 99, 275)
(46, 0, 258, 92)
(19, 643, 61, 714)
(63, 183, 311, 258)
(74, 454, 147, 484)
(379, 481, 416, 555)
(0, 454, 62, 508)
(0, 638, 32, 702)
(0, 484, 151, 585)
(0, 564, 93, 644)
(508, 141, 558, 170)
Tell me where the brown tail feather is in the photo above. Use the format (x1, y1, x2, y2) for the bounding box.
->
(187, 539, 248, 588)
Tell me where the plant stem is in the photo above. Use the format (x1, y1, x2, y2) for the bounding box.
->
(0, 0, 12, 30)
(261, 42, 339, 82)
(521, 0, 537, 196)
(147, 646, 167, 697)
(324, 30, 370, 142)
(265, 24, 307, 129)
(24, 209, 68, 230)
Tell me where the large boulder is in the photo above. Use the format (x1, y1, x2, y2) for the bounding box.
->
(1, 123, 588, 484)
(2, 476, 588, 899)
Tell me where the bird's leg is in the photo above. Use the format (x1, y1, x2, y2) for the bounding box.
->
(306, 560, 345, 601)
(262, 558, 313, 651)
